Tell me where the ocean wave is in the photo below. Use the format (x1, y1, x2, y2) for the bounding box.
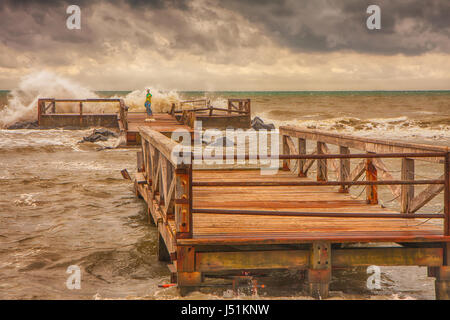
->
(260, 114, 450, 144)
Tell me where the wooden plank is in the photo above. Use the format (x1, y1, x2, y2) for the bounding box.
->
(332, 247, 443, 267)
(196, 250, 310, 272)
(410, 175, 445, 213)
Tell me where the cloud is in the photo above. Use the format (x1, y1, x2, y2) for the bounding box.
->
(0, 0, 448, 90)
(222, 0, 450, 55)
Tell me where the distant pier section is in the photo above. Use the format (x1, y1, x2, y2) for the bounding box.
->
(37, 97, 252, 145)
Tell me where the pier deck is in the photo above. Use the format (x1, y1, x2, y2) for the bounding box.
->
(131, 125, 450, 299)
(125, 113, 192, 145)
(140, 168, 444, 246)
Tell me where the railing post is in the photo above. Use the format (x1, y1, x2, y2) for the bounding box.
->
(175, 165, 192, 239)
(401, 158, 415, 213)
(282, 135, 290, 171)
(339, 146, 350, 193)
(445, 153, 449, 236)
(365, 158, 378, 204)
(298, 138, 306, 177)
(37, 99, 44, 126)
(317, 142, 327, 181)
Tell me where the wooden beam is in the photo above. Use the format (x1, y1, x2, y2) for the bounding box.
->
(303, 149, 317, 176)
(282, 135, 289, 171)
(175, 168, 192, 239)
(332, 247, 443, 267)
(410, 180, 445, 214)
(298, 138, 306, 177)
(339, 146, 350, 193)
(285, 136, 297, 172)
(350, 160, 366, 183)
(196, 250, 310, 272)
(401, 158, 415, 213)
(366, 159, 378, 204)
(372, 158, 401, 201)
(317, 142, 327, 182)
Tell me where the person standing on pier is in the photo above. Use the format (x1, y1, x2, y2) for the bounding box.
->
(144, 89, 155, 122)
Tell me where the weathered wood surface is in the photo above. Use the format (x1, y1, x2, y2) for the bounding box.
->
(128, 113, 193, 135)
(174, 169, 446, 245)
(280, 126, 449, 163)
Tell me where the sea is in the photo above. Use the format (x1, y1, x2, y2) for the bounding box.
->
(0, 74, 449, 299)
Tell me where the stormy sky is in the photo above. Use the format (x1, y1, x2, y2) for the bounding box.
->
(0, 0, 449, 90)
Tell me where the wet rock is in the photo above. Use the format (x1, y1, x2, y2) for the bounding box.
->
(93, 128, 118, 138)
(7, 121, 39, 129)
(80, 128, 118, 143)
(251, 116, 275, 130)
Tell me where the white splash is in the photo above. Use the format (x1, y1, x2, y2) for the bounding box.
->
(0, 71, 98, 128)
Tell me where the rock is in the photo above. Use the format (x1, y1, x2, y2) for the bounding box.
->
(251, 116, 275, 130)
(92, 128, 118, 137)
(7, 121, 39, 129)
(79, 128, 118, 143)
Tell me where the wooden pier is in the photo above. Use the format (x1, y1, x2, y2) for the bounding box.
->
(131, 124, 450, 299)
(37, 98, 252, 146)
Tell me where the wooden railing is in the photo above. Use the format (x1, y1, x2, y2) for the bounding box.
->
(139, 127, 193, 239)
(228, 99, 251, 115)
(176, 99, 251, 117)
(193, 152, 449, 235)
(37, 98, 128, 127)
(279, 126, 450, 231)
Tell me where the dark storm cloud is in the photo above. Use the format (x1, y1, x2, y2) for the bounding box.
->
(0, 0, 449, 78)
(222, 0, 450, 55)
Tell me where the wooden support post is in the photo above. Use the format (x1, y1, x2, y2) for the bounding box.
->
(317, 142, 327, 181)
(37, 99, 44, 125)
(282, 135, 290, 171)
(51, 100, 56, 113)
(428, 266, 450, 300)
(401, 158, 415, 213)
(79, 102, 83, 125)
(177, 246, 201, 295)
(366, 159, 378, 204)
(175, 167, 192, 239)
(157, 232, 171, 262)
(147, 205, 155, 226)
(298, 138, 306, 177)
(137, 151, 144, 173)
(307, 242, 331, 299)
(339, 146, 350, 193)
(445, 153, 450, 236)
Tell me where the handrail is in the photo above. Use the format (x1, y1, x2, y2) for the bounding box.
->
(138, 126, 193, 239)
(138, 127, 189, 169)
(278, 125, 450, 235)
(280, 126, 449, 155)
